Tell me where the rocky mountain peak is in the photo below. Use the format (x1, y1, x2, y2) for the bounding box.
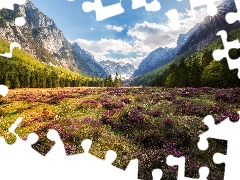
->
(0, 0, 107, 78)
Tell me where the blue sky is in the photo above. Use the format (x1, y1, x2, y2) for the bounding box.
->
(30, 0, 223, 68)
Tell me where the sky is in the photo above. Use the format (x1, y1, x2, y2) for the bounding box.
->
(30, 0, 224, 68)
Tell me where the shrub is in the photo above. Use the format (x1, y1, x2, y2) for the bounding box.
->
(77, 99, 99, 109)
(215, 88, 240, 104)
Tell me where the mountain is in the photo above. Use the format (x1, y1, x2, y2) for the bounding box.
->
(131, 47, 178, 77)
(131, 22, 199, 78)
(177, 0, 238, 54)
(0, 0, 107, 78)
(71, 43, 108, 78)
(131, 0, 237, 78)
(99, 60, 136, 80)
(130, 0, 240, 87)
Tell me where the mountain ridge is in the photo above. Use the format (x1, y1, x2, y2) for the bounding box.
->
(0, 0, 107, 78)
(131, 0, 237, 78)
(99, 60, 135, 80)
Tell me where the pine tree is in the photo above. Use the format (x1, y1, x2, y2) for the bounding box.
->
(114, 72, 122, 87)
(104, 75, 113, 87)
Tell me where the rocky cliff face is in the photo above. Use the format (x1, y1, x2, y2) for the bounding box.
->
(71, 43, 107, 78)
(99, 60, 135, 80)
(0, 0, 107, 78)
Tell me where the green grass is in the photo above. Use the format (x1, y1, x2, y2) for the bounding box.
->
(0, 87, 236, 180)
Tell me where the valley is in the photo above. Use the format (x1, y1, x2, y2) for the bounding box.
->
(0, 0, 240, 179)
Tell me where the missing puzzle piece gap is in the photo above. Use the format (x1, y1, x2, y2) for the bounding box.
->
(82, 0, 124, 21)
(0, 85, 9, 97)
(131, 0, 161, 11)
(212, 30, 240, 79)
(225, 0, 240, 24)
(167, 155, 209, 180)
(189, 0, 218, 20)
(0, 42, 21, 58)
(152, 169, 163, 180)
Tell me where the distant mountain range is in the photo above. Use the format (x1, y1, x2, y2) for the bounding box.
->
(0, 0, 107, 78)
(99, 60, 135, 80)
(131, 0, 237, 78)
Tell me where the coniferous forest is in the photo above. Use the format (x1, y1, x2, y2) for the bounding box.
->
(130, 28, 240, 88)
(0, 38, 106, 88)
(1, 1, 240, 180)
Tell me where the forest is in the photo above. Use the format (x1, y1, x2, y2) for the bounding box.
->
(130, 28, 240, 88)
(0, 37, 105, 88)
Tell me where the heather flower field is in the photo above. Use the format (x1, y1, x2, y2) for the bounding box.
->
(0, 87, 239, 179)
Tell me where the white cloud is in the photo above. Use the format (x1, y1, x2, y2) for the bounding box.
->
(105, 25, 124, 32)
(127, 21, 189, 49)
(73, 7, 211, 69)
(73, 38, 147, 68)
(74, 38, 134, 55)
(127, 6, 210, 49)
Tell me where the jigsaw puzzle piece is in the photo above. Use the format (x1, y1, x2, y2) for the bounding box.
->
(0, 1, 26, 59)
(66, 139, 138, 180)
(165, 9, 180, 31)
(198, 113, 240, 180)
(189, 0, 218, 19)
(82, 0, 124, 21)
(167, 155, 209, 180)
(0, 85, 9, 97)
(0, 116, 45, 180)
(0, 42, 21, 58)
(45, 129, 67, 157)
(152, 169, 163, 180)
(31, 123, 55, 156)
(212, 30, 240, 78)
(80, 139, 138, 180)
(225, 0, 240, 24)
(15, 16, 26, 26)
(131, 0, 161, 12)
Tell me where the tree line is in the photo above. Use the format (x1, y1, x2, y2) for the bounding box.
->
(104, 73, 122, 87)
(0, 38, 105, 88)
(131, 29, 240, 88)
(0, 37, 125, 89)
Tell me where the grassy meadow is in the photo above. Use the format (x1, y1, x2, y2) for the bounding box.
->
(0, 87, 239, 179)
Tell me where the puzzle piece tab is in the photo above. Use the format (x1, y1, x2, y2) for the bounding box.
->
(0, 42, 21, 58)
(0, 0, 26, 59)
(212, 30, 240, 78)
(189, 0, 218, 18)
(131, 0, 161, 12)
(198, 113, 240, 180)
(165, 9, 180, 31)
(167, 155, 209, 180)
(225, 0, 240, 24)
(82, 0, 124, 21)
(0, 85, 9, 97)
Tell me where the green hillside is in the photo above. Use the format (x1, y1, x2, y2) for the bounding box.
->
(130, 29, 240, 88)
(0, 38, 104, 88)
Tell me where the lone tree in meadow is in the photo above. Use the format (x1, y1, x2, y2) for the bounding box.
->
(114, 72, 122, 87)
(104, 75, 113, 87)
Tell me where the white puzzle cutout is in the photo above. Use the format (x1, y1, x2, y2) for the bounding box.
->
(198, 113, 240, 180)
(1, 0, 240, 179)
(0, 0, 26, 58)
